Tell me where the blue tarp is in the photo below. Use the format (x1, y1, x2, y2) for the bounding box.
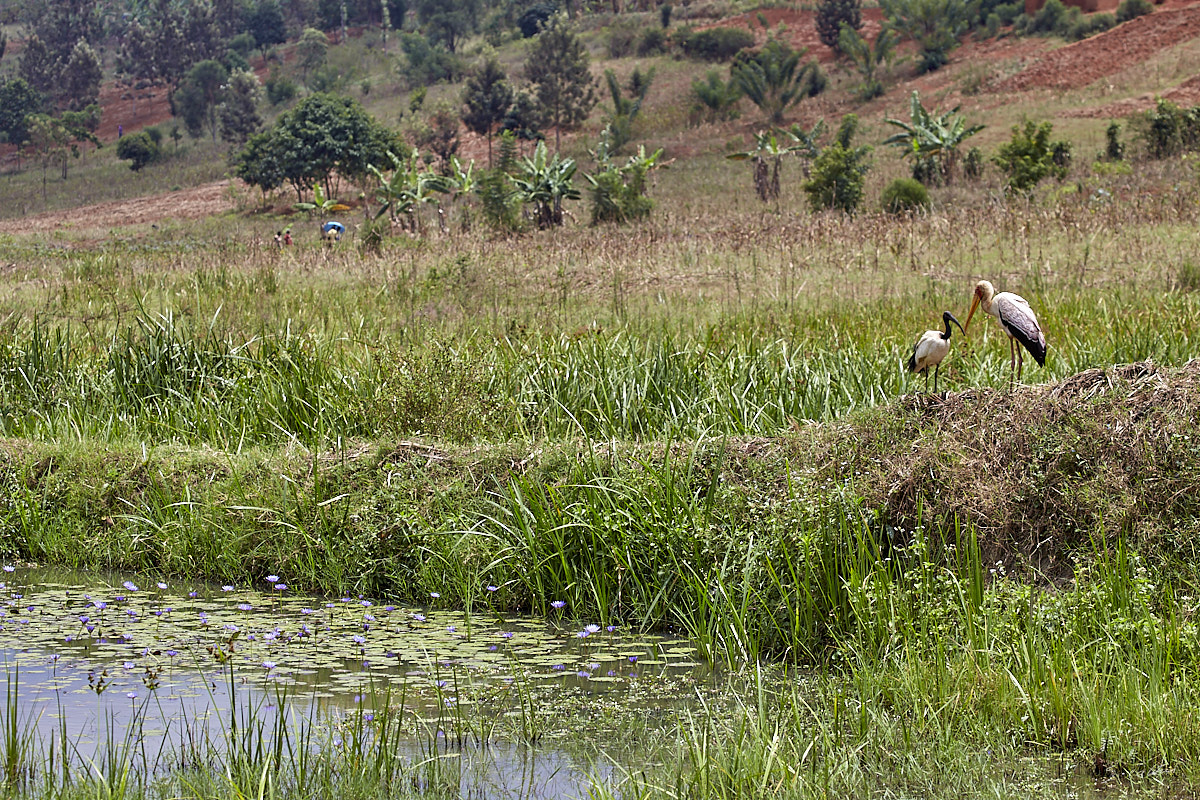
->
(322, 221, 345, 234)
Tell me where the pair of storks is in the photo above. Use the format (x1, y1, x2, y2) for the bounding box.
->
(907, 280, 1047, 393)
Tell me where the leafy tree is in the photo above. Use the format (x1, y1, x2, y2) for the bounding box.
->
(0, 29, 6, 63)
(407, 100, 461, 172)
(731, 39, 826, 124)
(246, 0, 288, 57)
(387, 0, 409, 29)
(175, 60, 229, 141)
(236, 93, 402, 201)
(461, 54, 513, 167)
(116, 2, 223, 95)
(26, 112, 100, 199)
(511, 140, 580, 228)
(414, 0, 481, 52)
(689, 69, 741, 124)
(993, 119, 1070, 193)
(880, 0, 970, 73)
(838, 24, 896, 101)
(882, 91, 983, 184)
(220, 70, 264, 145)
(61, 39, 103, 112)
(802, 114, 871, 212)
(518, 3, 557, 37)
(19, 35, 59, 99)
(816, 0, 862, 51)
(297, 28, 330, 89)
(117, 131, 161, 170)
(525, 13, 597, 152)
(0, 78, 44, 145)
(27, 0, 101, 69)
(398, 32, 465, 86)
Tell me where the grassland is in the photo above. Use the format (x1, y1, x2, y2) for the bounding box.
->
(3, 6, 1200, 795)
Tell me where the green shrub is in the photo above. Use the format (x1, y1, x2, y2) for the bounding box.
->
(996, 2, 1022, 23)
(1028, 0, 1068, 34)
(638, 27, 668, 56)
(661, 3, 672, 28)
(608, 20, 641, 57)
(264, 71, 297, 106)
(1105, 120, 1124, 161)
(985, 12, 1001, 36)
(1178, 261, 1200, 293)
(677, 26, 756, 61)
(993, 119, 1070, 193)
(399, 32, 465, 87)
(116, 131, 160, 171)
(802, 114, 872, 213)
(881, 177, 930, 213)
(1116, 0, 1153, 23)
(1137, 98, 1200, 158)
(964, 146, 984, 179)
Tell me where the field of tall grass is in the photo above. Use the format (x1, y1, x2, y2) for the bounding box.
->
(3, 93, 1200, 795)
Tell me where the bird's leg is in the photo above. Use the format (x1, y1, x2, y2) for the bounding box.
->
(1009, 336, 1016, 392)
(924, 368, 929, 393)
(933, 363, 939, 394)
(1017, 348, 1024, 383)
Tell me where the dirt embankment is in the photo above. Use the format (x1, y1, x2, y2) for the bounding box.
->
(16, 180, 241, 235)
(999, 3, 1200, 93)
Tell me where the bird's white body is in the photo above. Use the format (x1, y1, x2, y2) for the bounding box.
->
(907, 311, 964, 393)
(911, 329, 951, 376)
(965, 280, 1047, 388)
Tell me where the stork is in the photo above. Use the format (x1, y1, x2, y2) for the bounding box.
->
(964, 280, 1046, 390)
(907, 311, 965, 394)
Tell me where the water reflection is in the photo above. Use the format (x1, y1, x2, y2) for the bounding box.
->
(0, 567, 711, 798)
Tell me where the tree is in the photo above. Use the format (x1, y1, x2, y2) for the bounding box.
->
(19, 35, 59, 99)
(883, 90, 984, 184)
(585, 141, 664, 224)
(61, 39, 103, 112)
(838, 25, 896, 101)
(413, 0, 481, 52)
(880, 0, 970, 73)
(296, 28, 330, 89)
(803, 114, 872, 212)
(220, 70, 264, 145)
(235, 93, 402, 200)
(175, 60, 229, 141)
(525, 14, 597, 152)
(26, 112, 99, 199)
(0, 78, 44, 146)
(246, 0, 288, 57)
(726, 121, 824, 202)
(816, 0, 862, 52)
(461, 54, 513, 167)
(117, 131, 161, 170)
(731, 39, 826, 124)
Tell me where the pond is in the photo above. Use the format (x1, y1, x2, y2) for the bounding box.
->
(0, 566, 716, 799)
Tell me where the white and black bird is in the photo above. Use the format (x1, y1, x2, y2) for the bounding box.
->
(907, 311, 965, 393)
(964, 279, 1046, 389)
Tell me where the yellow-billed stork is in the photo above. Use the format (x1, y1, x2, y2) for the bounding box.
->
(964, 280, 1046, 389)
(907, 311, 965, 393)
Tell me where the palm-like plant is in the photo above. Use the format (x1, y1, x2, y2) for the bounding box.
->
(511, 140, 580, 229)
(838, 25, 898, 101)
(730, 40, 825, 124)
(883, 91, 984, 185)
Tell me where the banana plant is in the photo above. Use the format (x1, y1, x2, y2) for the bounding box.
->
(367, 149, 449, 233)
(292, 182, 349, 215)
(510, 140, 579, 229)
(883, 91, 984, 185)
(726, 120, 825, 202)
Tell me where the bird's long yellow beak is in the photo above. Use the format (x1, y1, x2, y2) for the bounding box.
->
(964, 294, 980, 334)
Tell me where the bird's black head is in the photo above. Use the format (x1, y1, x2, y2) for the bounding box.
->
(943, 311, 966, 336)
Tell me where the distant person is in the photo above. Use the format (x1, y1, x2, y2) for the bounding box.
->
(321, 221, 344, 244)
(283, 230, 292, 246)
(274, 231, 283, 248)
(118, 124, 123, 139)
